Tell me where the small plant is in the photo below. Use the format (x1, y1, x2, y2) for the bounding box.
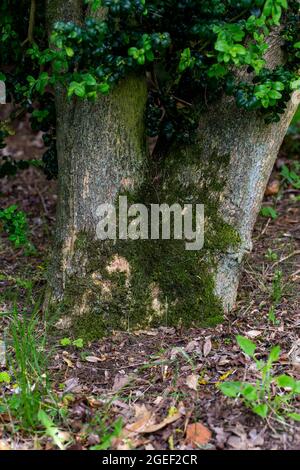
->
(260, 206, 278, 220)
(0, 204, 29, 247)
(272, 269, 283, 304)
(268, 306, 280, 326)
(280, 163, 300, 190)
(219, 336, 300, 421)
(90, 417, 123, 450)
(2, 303, 59, 430)
(265, 248, 278, 262)
(38, 409, 71, 450)
(60, 337, 84, 348)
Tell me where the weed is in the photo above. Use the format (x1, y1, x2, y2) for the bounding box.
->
(90, 417, 123, 450)
(219, 336, 300, 421)
(60, 337, 84, 348)
(268, 306, 280, 326)
(280, 163, 300, 190)
(0, 302, 59, 431)
(272, 270, 283, 305)
(265, 249, 278, 262)
(260, 206, 278, 220)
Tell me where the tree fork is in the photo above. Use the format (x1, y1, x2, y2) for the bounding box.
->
(45, 1, 300, 336)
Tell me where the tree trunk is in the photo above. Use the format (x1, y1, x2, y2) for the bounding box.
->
(46, 1, 299, 338)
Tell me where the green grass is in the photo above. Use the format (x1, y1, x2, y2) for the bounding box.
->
(0, 298, 59, 430)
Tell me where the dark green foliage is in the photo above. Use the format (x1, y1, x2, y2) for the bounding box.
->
(0, 1, 299, 176)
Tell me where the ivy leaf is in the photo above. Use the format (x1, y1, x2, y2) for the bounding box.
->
(82, 73, 97, 86)
(68, 82, 86, 98)
(287, 413, 300, 422)
(260, 206, 278, 219)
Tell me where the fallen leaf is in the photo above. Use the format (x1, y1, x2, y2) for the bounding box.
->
(85, 356, 102, 363)
(63, 357, 74, 368)
(186, 423, 211, 447)
(246, 330, 262, 338)
(203, 338, 212, 357)
(186, 374, 198, 391)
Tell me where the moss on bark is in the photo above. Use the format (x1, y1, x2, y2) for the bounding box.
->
(51, 141, 240, 341)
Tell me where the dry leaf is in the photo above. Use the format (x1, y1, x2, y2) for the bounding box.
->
(85, 356, 101, 363)
(126, 406, 154, 433)
(186, 423, 211, 447)
(0, 440, 10, 451)
(141, 413, 181, 434)
(0, 340, 6, 367)
(64, 377, 81, 393)
(113, 374, 131, 391)
(265, 180, 280, 196)
(246, 330, 262, 338)
(203, 338, 212, 357)
(185, 340, 199, 353)
(63, 357, 74, 368)
(186, 374, 198, 391)
(126, 405, 182, 435)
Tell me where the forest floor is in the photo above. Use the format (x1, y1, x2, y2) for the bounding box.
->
(0, 117, 300, 450)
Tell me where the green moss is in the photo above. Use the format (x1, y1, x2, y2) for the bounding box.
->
(52, 141, 240, 341)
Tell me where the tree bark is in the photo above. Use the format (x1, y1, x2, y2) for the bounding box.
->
(46, 1, 299, 337)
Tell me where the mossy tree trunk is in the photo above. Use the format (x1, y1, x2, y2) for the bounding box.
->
(46, 1, 299, 338)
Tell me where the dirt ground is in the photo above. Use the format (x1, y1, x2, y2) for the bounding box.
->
(0, 117, 299, 450)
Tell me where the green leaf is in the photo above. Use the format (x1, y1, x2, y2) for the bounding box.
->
(82, 73, 97, 86)
(253, 403, 268, 418)
(287, 413, 300, 422)
(276, 374, 295, 389)
(68, 82, 85, 98)
(73, 338, 84, 348)
(38, 410, 68, 450)
(241, 384, 258, 402)
(260, 207, 278, 220)
(268, 90, 281, 100)
(0, 372, 11, 384)
(60, 338, 71, 346)
(219, 381, 242, 398)
(65, 46, 74, 57)
(236, 335, 256, 357)
(268, 345, 281, 363)
(98, 82, 110, 94)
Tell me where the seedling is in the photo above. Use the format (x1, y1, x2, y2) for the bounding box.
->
(265, 249, 278, 262)
(60, 337, 84, 348)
